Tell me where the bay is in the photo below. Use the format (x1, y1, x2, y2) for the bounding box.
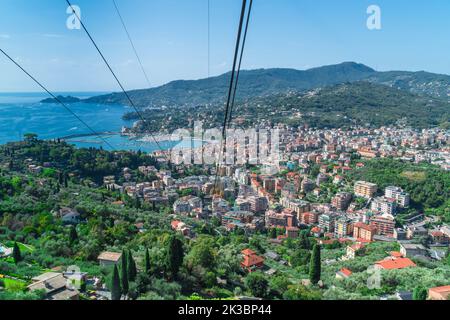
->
(0, 92, 191, 153)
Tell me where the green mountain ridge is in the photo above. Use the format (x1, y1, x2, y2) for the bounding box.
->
(84, 62, 450, 108)
(128, 81, 450, 133)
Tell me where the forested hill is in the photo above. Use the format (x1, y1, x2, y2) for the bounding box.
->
(126, 82, 450, 133)
(84, 62, 450, 108)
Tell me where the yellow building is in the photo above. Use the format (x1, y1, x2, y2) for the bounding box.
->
(354, 181, 377, 198)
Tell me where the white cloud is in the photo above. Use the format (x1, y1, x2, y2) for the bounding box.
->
(0, 34, 11, 39)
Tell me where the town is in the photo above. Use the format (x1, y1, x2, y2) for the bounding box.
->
(0, 124, 449, 301)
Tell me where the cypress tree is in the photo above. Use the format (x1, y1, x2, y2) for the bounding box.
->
(309, 244, 321, 284)
(69, 225, 78, 244)
(120, 250, 129, 294)
(64, 173, 68, 188)
(166, 235, 184, 278)
(144, 248, 151, 274)
(111, 265, 122, 300)
(12, 242, 22, 264)
(413, 286, 428, 300)
(127, 251, 137, 282)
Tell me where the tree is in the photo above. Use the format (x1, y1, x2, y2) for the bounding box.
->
(63, 173, 68, 188)
(269, 228, 277, 239)
(290, 249, 311, 267)
(413, 286, 428, 300)
(12, 242, 22, 264)
(166, 235, 184, 278)
(69, 226, 78, 244)
(299, 231, 311, 250)
(283, 285, 322, 300)
(245, 272, 268, 298)
(127, 252, 137, 282)
(144, 249, 151, 274)
(186, 236, 216, 269)
(24, 133, 38, 143)
(111, 265, 122, 300)
(309, 244, 321, 284)
(121, 250, 129, 294)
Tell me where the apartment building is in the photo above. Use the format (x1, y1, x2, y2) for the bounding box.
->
(332, 192, 352, 211)
(371, 196, 397, 215)
(354, 181, 378, 198)
(353, 222, 376, 241)
(385, 186, 410, 208)
(334, 217, 354, 238)
(370, 214, 396, 237)
(319, 213, 337, 233)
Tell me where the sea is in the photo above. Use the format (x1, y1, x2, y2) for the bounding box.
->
(0, 92, 194, 153)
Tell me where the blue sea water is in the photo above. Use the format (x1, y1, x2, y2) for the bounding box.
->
(0, 92, 188, 153)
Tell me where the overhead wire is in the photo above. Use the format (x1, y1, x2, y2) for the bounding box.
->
(213, 0, 250, 193)
(65, 0, 170, 161)
(227, 0, 253, 127)
(112, 0, 152, 89)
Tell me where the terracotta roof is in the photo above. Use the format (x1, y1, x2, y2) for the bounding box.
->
(375, 257, 416, 270)
(354, 222, 376, 232)
(429, 285, 450, 293)
(241, 249, 256, 256)
(390, 251, 403, 258)
(339, 268, 352, 277)
(171, 220, 181, 229)
(241, 249, 265, 268)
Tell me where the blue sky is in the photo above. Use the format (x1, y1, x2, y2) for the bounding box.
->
(0, 0, 449, 92)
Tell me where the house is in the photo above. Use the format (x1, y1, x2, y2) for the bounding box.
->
(406, 224, 428, 239)
(241, 249, 264, 272)
(59, 208, 81, 225)
(28, 272, 79, 300)
(399, 243, 428, 258)
(428, 285, 450, 300)
(0, 244, 12, 257)
(311, 226, 322, 237)
(97, 251, 122, 267)
(336, 268, 352, 280)
(429, 231, 449, 244)
(374, 257, 416, 270)
(171, 220, 192, 237)
(345, 243, 365, 260)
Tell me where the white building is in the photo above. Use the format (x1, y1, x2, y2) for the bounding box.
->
(385, 186, 410, 208)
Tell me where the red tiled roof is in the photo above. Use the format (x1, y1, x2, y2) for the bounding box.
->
(429, 285, 450, 293)
(375, 257, 416, 270)
(390, 251, 403, 258)
(241, 249, 256, 256)
(241, 249, 265, 268)
(354, 222, 376, 232)
(339, 268, 352, 277)
(171, 220, 181, 229)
